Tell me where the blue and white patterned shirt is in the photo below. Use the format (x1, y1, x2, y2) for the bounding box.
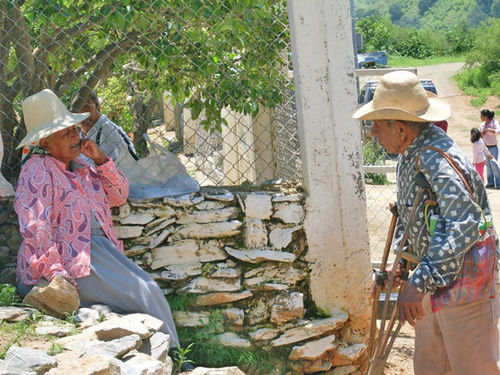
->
(393, 123, 496, 294)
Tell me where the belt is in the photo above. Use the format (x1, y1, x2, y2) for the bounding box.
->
(486, 145, 497, 147)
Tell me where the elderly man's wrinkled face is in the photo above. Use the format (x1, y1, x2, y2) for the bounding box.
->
(41, 125, 81, 166)
(371, 120, 405, 154)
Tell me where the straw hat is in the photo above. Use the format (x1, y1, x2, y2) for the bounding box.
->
(16, 89, 90, 149)
(352, 71, 450, 122)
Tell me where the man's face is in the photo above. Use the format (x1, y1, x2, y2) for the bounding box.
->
(79, 99, 101, 127)
(371, 120, 405, 154)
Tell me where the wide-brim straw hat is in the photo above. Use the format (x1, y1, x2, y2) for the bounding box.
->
(352, 71, 451, 122)
(16, 89, 90, 149)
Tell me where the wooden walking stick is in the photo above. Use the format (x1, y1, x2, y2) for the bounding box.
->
(368, 186, 425, 375)
(367, 203, 398, 360)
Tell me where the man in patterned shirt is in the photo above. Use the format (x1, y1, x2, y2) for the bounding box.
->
(353, 71, 500, 374)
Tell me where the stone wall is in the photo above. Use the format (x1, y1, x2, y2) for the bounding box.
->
(0, 185, 367, 374)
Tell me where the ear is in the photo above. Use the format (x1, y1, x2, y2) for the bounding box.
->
(39, 138, 50, 151)
(394, 120, 407, 141)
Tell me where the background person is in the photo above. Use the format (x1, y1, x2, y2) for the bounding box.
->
(353, 71, 500, 375)
(479, 109, 500, 188)
(14, 89, 194, 371)
(76, 90, 138, 164)
(471, 127, 493, 182)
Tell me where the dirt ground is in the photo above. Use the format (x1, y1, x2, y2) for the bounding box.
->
(366, 62, 500, 374)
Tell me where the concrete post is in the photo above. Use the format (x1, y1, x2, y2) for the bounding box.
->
(287, 0, 372, 334)
(253, 107, 276, 184)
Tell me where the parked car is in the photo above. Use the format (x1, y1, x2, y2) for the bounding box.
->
(358, 79, 438, 139)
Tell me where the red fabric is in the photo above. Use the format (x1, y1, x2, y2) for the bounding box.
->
(433, 120, 448, 133)
(431, 227, 497, 313)
(15, 155, 128, 285)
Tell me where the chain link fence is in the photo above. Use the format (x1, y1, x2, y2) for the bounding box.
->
(1, 0, 393, 257)
(0, 0, 301, 188)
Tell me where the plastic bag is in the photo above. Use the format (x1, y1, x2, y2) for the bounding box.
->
(116, 134, 199, 199)
(0, 132, 15, 197)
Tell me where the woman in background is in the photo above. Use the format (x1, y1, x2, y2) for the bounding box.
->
(479, 109, 500, 188)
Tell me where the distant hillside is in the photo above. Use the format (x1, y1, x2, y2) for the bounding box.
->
(354, 0, 499, 30)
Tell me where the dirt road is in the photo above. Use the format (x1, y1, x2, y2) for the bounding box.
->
(367, 62, 500, 374)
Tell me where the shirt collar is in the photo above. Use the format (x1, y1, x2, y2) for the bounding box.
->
(402, 123, 434, 162)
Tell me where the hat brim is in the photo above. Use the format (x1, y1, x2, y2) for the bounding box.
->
(16, 112, 90, 149)
(352, 91, 451, 122)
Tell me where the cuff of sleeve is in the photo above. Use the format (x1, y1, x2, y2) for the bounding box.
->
(96, 157, 117, 173)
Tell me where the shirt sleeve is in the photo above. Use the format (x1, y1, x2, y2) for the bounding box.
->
(95, 157, 129, 207)
(14, 161, 69, 282)
(409, 151, 483, 294)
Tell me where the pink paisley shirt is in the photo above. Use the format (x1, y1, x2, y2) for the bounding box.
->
(15, 154, 129, 285)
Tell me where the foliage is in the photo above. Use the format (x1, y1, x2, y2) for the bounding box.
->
(466, 18, 500, 75)
(388, 55, 465, 68)
(456, 18, 500, 107)
(363, 141, 389, 185)
(0, 320, 36, 359)
(1, 0, 290, 177)
(355, 0, 488, 30)
(47, 342, 64, 356)
(0, 284, 18, 307)
(172, 343, 195, 373)
(165, 293, 198, 312)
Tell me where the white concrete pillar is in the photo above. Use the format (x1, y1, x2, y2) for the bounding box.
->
(182, 107, 196, 156)
(253, 107, 276, 184)
(163, 93, 176, 132)
(288, 0, 372, 333)
(222, 108, 242, 184)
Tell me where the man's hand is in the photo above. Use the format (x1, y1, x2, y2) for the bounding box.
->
(80, 139, 108, 165)
(398, 282, 425, 327)
(371, 262, 404, 298)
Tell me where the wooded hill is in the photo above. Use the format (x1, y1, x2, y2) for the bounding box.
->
(354, 0, 500, 30)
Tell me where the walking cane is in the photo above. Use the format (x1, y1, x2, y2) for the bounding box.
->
(368, 184, 426, 375)
(367, 203, 398, 360)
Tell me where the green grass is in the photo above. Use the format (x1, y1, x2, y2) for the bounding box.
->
(388, 55, 465, 68)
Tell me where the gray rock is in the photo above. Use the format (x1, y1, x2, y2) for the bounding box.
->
(244, 194, 273, 219)
(121, 213, 156, 225)
(270, 292, 304, 324)
(194, 291, 253, 306)
(152, 240, 227, 269)
(225, 247, 296, 264)
(0, 306, 34, 322)
(178, 277, 241, 294)
(173, 221, 242, 240)
(271, 314, 349, 347)
(137, 331, 171, 362)
(113, 225, 144, 239)
(272, 203, 304, 224)
(173, 311, 210, 327)
(177, 207, 240, 224)
(46, 350, 122, 374)
(0, 346, 57, 374)
(122, 352, 173, 375)
(83, 334, 143, 358)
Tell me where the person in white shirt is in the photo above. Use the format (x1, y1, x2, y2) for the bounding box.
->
(471, 127, 493, 182)
(479, 109, 500, 187)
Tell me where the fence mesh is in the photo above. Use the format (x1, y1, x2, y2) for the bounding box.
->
(0, 0, 393, 258)
(0, 0, 301, 187)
